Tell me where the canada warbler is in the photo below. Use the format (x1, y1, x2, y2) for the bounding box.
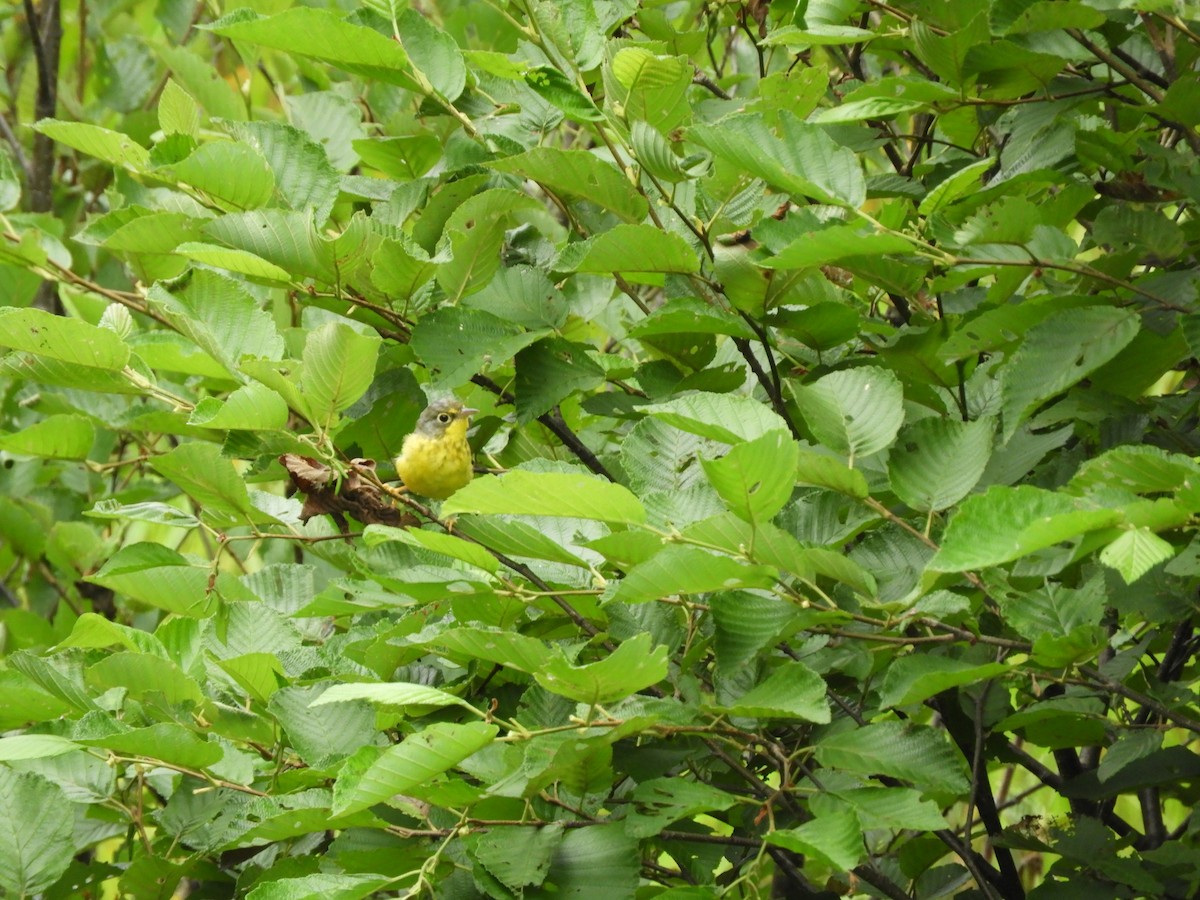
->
(394, 397, 478, 500)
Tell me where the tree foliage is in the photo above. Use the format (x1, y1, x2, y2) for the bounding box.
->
(2, 0, 1199, 897)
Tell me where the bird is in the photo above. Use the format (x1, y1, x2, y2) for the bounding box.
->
(394, 397, 479, 500)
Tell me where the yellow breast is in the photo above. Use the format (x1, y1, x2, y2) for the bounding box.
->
(395, 418, 473, 500)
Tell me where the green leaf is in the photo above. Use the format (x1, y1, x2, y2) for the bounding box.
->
(88, 543, 221, 618)
(225, 120, 341, 225)
(300, 322, 381, 431)
(630, 120, 699, 184)
(148, 269, 285, 374)
(311, 682, 478, 714)
(0, 734, 79, 761)
(206, 8, 419, 89)
(555, 224, 700, 274)
(397, 7, 466, 100)
(202, 210, 336, 283)
(163, 141, 275, 209)
(331, 722, 498, 816)
(187, 383, 289, 431)
(816, 721, 970, 795)
(245, 873, 394, 900)
(410, 307, 547, 388)
(268, 685, 376, 767)
(1001, 306, 1140, 439)
(470, 824, 564, 891)
(444, 470, 646, 524)
(613, 545, 777, 603)
(158, 78, 201, 137)
(86, 499, 199, 528)
(764, 225, 917, 269)
(878, 656, 1010, 708)
(428, 628, 552, 674)
(489, 147, 648, 223)
(718, 661, 830, 722)
(930, 485, 1121, 572)
(78, 723, 224, 769)
(452, 516, 590, 568)
(33, 120, 149, 170)
(1069, 445, 1200, 497)
(702, 430, 798, 523)
(87, 652, 204, 704)
(710, 592, 797, 673)
(0, 769, 75, 896)
(609, 48, 692, 131)
(150, 442, 258, 527)
(766, 808, 864, 870)
(0, 307, 130, 369)
(0, 414, 95, 459)
(689, 112, 865, 207)
(515, 338, 606, 422)
(794, 449, 869, 498)
(536, 633, 668, 705)
(524, 65, 604, 121)
(55, 612, 168, 656)
(888, 417, 994, 511)
(644, 393, 791, 444)
(1099, 528, 1175, 585)
(0, 150, 20, 210)
(624, 779, 738, 839)
(794, 366, 904, 462)
(436, 189, 544, 301)
(364, 524, 499, 574)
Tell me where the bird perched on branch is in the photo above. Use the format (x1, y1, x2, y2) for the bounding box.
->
(394, 397, 478, 500)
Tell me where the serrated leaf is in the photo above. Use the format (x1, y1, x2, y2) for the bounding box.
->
(555, 224, 699, 274)
(816, 721, 970, 794)
(1099, 528, 1175, 584)
(644, 393, 790, 444)
(444, 470, 646, 524)
(888, 417, 994, 511)
(206, 8, 418, 90)
(878, 656, 1010, 708)
(0, 734, 80, 761)
(930, 485, 1120, 572)
(470, 825, 564, 890)
(311, 682, 478, 714)
(613, 545, 777, 604)
(300, 322, 381, 431)
(86, 499, 199, 528)
(428, 628, 552, 674)
(33, 120, 149, 170)
(364, 524, 499, 574)
(690, 112, 865, 208)
(1001, 306, 1139, 439)
(331, 722, 498, 815)
(88, 543, 221, 618)
(794, 366, 904, 462)
(397, 7, 466, 100)
(0, 414, 95, 459)
(766, 808, 863, 870)
(0, 769, 75, 895)
(719, 661, 830, 721)
(150, 442, 257, 527)
(535, 633, 667, 704)
(409, 306, 547, 388)
(489, 147, 648, 223)
(764, 225, 917, 269)
(702, 430, 798, 523)
(187, 382, 289, 431)
(0, 307, 131, 370)
(164, 141, 275, 209)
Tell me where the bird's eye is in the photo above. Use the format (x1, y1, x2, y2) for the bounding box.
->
(437, 413, 452, 424)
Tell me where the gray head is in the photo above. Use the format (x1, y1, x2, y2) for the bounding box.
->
(414, 397, 479, 437)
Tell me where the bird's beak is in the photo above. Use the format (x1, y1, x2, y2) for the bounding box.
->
(460, 407, 479, 419)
